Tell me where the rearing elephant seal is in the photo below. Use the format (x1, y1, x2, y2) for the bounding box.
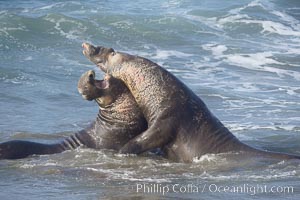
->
(82, 42, 300, 162)
(0, 71, 147, 159)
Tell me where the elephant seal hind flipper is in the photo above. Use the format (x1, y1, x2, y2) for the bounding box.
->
(0, 132, 89, 159)
(82, 42, 300, 162)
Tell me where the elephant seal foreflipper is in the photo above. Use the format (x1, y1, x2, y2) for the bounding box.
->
(0, 71, 147, 159)
(82, 42, 300, 162)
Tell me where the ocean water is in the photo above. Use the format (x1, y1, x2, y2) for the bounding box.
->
(0, 0, 300, 199)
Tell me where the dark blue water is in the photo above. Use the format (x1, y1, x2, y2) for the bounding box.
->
(1, 0, 300, 199)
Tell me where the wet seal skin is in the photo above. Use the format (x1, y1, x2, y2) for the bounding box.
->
(0, 70, 147, 159)
(82, 42, 300, 162)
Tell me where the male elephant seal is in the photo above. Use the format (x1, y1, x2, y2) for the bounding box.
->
(0, 71, 147, 159)
(77, 70, 147, 150)
(82, 42, 300, 162)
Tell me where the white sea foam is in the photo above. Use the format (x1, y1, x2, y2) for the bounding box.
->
(0, 26, 28, 37)
(217, 14, 250, 25)
(225, 52, 283, 68)
(152, 49, 194, 60)
(0, 10, 8, 15)
(245, 170, 298, 180)
(199, 170, 298, 181)
(184, 0, 300, 37)
(84, 167, 171, 182)
(124, 177, 171, 183)
(24, 56, 33, 61)
(20, 163, 37, 169)
(228, 123, 299, 133)
(217, 13, 300, 37)
(193, 154, 225, 164)
(202, 44, 277, 67)
(43, 14, 87, 40)
(36, 3, 64, 11)
(110, 20, 133, 29)
(34, 2, 81, 11)
(182, 14, 223, 32)
(261, 21, 300, 36)
(214, 0, 300, 37)
(271, 10, 300, 30)
(202, 44, 228, 57)
(50, 52, 88, 68)
(201, 44, 300, 80)
(161, 0, 182, 9)
(228, 0, 263, 15)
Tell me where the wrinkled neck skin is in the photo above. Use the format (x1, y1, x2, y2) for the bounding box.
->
(96, 90, 142, 127)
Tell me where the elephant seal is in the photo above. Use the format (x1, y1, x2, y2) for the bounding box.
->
(82, 42, 300, 162)
(77, 70, 147, 150)
(0, 71, 147, 159)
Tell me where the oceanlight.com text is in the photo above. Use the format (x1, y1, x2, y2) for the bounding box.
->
(136, 183, 294, 196)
